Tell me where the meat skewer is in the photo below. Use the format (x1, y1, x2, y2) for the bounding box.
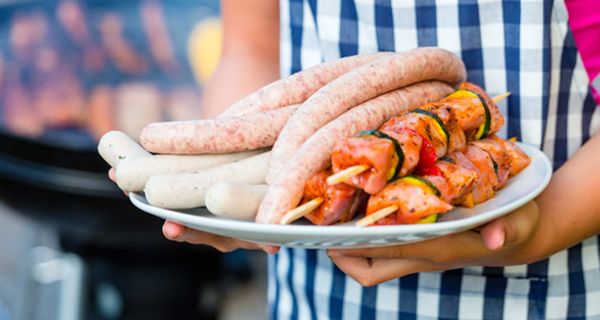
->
(279, 85, 508, 225)
(280, 170, 367, 225)
(257, 82, 454, 224)
(328, 85, 508, 192)
(355, 136, 531, 227)
(266, 48, 467, 184)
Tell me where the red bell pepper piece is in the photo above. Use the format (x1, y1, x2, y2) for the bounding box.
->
(415, 164, 443, 177)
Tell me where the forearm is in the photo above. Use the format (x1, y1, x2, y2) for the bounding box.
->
(200, 0, 280, 118)
(200, 53, 280, 118)
(524, 132, 600, 261)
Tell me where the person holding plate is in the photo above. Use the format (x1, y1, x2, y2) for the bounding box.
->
(118, 0, 600, 319)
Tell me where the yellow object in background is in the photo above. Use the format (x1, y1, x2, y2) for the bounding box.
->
(188, 18, 222, 84)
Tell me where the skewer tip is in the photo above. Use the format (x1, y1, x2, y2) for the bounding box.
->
(355, 205, 399, 227)
(280, 197, 324, 225)
(492, 92, 511, 103)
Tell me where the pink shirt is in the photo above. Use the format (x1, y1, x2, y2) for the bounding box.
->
(566, 0, 600, 103)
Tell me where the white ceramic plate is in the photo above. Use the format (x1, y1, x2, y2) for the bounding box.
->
(129, 143, 552, 249)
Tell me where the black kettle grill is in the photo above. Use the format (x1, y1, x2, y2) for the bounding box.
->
(0, 0, 245, 319)
(0, 130, 227, 319)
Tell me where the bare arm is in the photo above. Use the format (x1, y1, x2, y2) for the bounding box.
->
(523, 131, 600, 260)
(161, 0, 280, 252)
(109, 1, 281, 253)
(200, 0, 280, 118)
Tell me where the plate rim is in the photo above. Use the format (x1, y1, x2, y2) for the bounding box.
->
(129, 142, 552, 239)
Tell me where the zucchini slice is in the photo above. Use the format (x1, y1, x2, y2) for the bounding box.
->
(415, 214, 439, 224)
(412, 108, 450, 147)
(399, 175, 442, 197)
(447, 89, 492, 140)
(465, 89, 492, 139)
(474, 146, 499, 175)
(491, 159, 499, 174)
(440, 155, 455, 164)
(357, 130, 405, 180)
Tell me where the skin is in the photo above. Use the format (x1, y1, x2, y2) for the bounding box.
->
(166, 0, 279, 253)
(109, 0, 280, 254)
(328, 132, 600, 286)
(110, 0, 600, 284)
(200, 0, 280, 118)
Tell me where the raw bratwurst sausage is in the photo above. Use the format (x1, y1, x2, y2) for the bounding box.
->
(266, 48, 466, 183)
(205, 182, 268, 221)
(140, 105, 298, 154)
(144, 151, 270, 209)
(218, 52, 392, 117)
(256, 81, 454, 224)
(115, 150, 261, 192)
(98, 130, 151, 167)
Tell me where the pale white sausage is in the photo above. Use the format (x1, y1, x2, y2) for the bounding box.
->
(144, 152, 270, 209)
(205, 182, 268, 221)
(115, 150, 261, 192)
(97, 131, 151, 167)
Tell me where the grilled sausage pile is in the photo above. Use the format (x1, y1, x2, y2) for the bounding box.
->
(98, 47, 531, 226)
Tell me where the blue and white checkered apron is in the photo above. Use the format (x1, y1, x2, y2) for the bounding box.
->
(269, 0, 600, 319)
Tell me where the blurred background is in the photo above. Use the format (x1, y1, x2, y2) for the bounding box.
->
(0, 0, 266, 319)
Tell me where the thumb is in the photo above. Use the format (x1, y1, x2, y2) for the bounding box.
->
(480, 201, 539, 250)
(162, 220, 188, 241)
(108, 168, 116, 182)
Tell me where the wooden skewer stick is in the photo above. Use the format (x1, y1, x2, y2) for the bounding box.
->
(326, 164, 370, 185)
(492, 92, 511, 103)
(280, 197, 324, 225)
(355, 205, 399, 227)
(282, 92, 511, 226)
(327, 92, 511, 186)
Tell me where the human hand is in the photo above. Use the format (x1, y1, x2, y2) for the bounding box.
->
(108, 167, 117, 183)
(108, 168, 278, 253)
(161, 220, 279, 253)
(328, 201, 545, 286)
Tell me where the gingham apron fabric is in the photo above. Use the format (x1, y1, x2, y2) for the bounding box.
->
(268, 0, 600, 319)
